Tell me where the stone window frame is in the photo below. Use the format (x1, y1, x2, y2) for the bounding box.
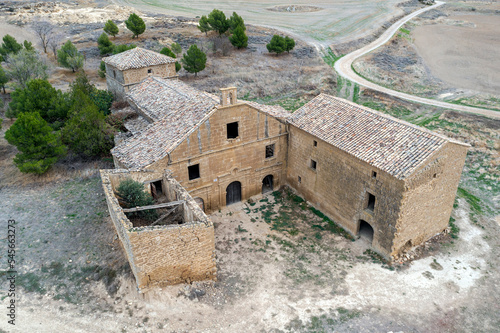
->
(310, 159, 317, 171)
(366, 192, 376, 212)
(188, 164, 201, 181)
(265, 143, 275, 159)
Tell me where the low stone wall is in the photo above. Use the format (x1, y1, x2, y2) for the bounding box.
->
(100, 169, 217, 290)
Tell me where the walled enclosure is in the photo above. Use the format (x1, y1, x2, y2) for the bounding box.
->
(100, 169, 216, 290)
(141, 102, 289, 213)
(105, 62, 177, 99)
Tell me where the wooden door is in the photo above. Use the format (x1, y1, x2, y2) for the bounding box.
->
(226, 181, 241, 205)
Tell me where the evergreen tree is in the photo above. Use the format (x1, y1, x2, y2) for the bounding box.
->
(171, 42, 182, 56)
(61, 90, 114, 158)
(4, 112, 67, 174)
(57, 40, 84, 72)
(208, 9, 229, 36)
(229, 25, 248, 49)
(98, 33, 114, 55)
(23, 40, 34, 52)
(229, 12, 245, 32)
(116, 178, 158, 221)
(198, 15, 211, 36)
(266, 35, 286, 55)
(113, 44, 136, 54)
(0, 65, 8, 94)
(5, 49, 48, 89)
(160, 46, 176, 58)
(125, 13, 146, 38)
(6, 79, 70, 123)
(98, 60, 106, 78)
(284, 36, 295, 53)
(103, 20, 119, 38)
(181, 45, 207, 77)
(0, 35, 23, 61)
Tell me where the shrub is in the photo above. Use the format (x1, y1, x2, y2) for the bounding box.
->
(229, 12, 245, 32)
(57, 40, 84, 72)
(229, 25, 248, 49)
(0, 34, 23, 61)
(116, 179, 158, 221)
(160, 46, 175, 58)
(5, 49, 48, 89)
(284, 36, 295, 53)
(0, 65, 8, 93)
(171, 42, 182, 56)
(113, 44, 136, 54)
(125, 13, 146, 38)
(98, 60, 106, 78)
(4, 112, 66, 174)
(267, 35, 286, 55)
(98, 32, 114, 55)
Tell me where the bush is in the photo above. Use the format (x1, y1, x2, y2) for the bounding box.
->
(4, 112, 66, 174)
(0, 34, 23, 61)
(171, 42, 182, 56)
(98, 32, 114, 55)
(229, 25, 248, 49)
(125, 13, 146, 38)
(284, 36, 295, 53)
(116, 179, 158, 221)
(229, 12, 245, 32)
(5, 49, 48, 89)
(113, 44, 136, 54)
(98, 61, 106, 78)
(103, 20, 119, 38)
(160, 46, 175, 58)
(267, 35, 286, 55)
(0, 65, 8, 94)
(57, 40, 84, 72)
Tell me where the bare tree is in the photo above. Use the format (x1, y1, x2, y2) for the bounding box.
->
(31, 20, 55, 54)
(47, 34, 62, 59)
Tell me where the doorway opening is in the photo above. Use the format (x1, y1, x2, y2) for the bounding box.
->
(358, 220, 374, 243)
(226, 181, 242, 205)
(262, 175, 274, 194)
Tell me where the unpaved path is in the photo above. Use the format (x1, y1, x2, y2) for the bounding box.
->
(334, 1, 500, 120)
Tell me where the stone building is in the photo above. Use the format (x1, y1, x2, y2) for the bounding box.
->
(104, 69, 468, 287)
(103, 47, 177, 99)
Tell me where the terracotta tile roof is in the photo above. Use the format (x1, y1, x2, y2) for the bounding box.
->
(289, 94, 448, 179)
(111, 77, 219, 168)
(245, 101, 290, 121)
(103, 47, 176, 71)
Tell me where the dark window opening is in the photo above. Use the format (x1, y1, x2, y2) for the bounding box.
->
(433, 173, 437, 178)
(113, 70, 116, 78)
(188, 164, 200, 180)
(151, 180, 163, 198)
(265, 144, 275, 158)
(227, 122, 239, 139)
(147, 68, 152, 74)
(372, 171, 377, 178)
(367, 192, 376, 211)
(298, 176, 301, 184)
(310, 159, 317, 170)
(313, 140, 317, 147)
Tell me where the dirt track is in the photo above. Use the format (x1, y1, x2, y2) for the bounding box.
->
(334, 1, 500, 119)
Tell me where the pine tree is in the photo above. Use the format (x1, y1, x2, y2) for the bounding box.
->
(284, 36, 295, 53)
(0, 65, 8, 94)
(171, 42, 182, 56)
(125, 13, 146, 38)
(98, 60, 106, 78)
(208, 9, 229, 36)
(57, 40, 84, 72)
(229, 25, 248, 49)
(266, 35, 286, 56)
(0, 35, 23, 61)
(4, 112, 67, 174)
(103, 20, 119, 38)
(160, 46, 176, 58)
(229, 12, 245, 32)
(198, 15, 211, 36)
(113, 44, 136, 54)
(181, 45, 206, 77)
(98, 33, 114, 55)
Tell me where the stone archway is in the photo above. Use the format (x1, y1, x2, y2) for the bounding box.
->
(262, 175, 274, 194)
(226, 181, 242, 205)
(194, 197, 205, 212)
(358, 219, 374, 244)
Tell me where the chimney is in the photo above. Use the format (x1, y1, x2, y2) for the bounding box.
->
(220, 87, 237, 107)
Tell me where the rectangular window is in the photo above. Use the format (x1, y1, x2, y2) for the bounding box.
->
(188, 164, 200, 180)
(265, 144, 275, 158)
(367, 193, 376, 211)
(313, 140, 317, 147)
(298, 176, 301, 184)
(310, 159, 317, 170)
(147, 68, 152, 74)
(371, 171, 377, 178)
(227, 122, 239, 139)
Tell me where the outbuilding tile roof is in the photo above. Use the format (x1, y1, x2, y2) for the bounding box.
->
(103, 47, 176, 71)
(289, 94, 448, 179)
(111, 77, 219, 168)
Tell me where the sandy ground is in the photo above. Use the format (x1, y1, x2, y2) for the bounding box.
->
(0, 22, 38, 45)
(412, 14, 500, 95)
(110, 0, 408, 46)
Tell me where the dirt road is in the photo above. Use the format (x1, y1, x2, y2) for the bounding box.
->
(334, 1, 500, 120)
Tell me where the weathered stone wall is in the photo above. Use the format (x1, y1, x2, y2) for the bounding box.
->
(145, 103, 288, 212)
(100, 169, 216, 290)
(392, 141, 468, 257)
(286, 126, 404, 257)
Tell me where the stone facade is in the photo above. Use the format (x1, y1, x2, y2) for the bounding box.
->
(100, 169, 216, 290)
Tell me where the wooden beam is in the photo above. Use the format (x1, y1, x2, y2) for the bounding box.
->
(150, 205, 180, 226)
(122, 200, 185, 213)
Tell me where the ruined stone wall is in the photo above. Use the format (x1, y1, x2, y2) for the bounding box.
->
(286, 126, 405, 257)
(392, 141, 468, 257)
(100, 169, 216, 290)
(145, 103, 288, 212)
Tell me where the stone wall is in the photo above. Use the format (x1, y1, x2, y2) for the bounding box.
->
(144, 103, 288, 212)
(286, 126, 404, 257)
(100, 169, 216, 290)
(392, 141, 468, 257)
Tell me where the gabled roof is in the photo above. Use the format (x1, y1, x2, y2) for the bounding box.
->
(288, 94, 449, 180)
(245, 101, 290, 121)
(111, 77, 219, 169)
(103, 47, 176, 71)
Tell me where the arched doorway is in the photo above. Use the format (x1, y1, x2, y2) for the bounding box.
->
(262, 175, 274, 194)
(226, 181, 241, 205)
(358, 220, 374, 243)
(194, 197, 205, 212)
